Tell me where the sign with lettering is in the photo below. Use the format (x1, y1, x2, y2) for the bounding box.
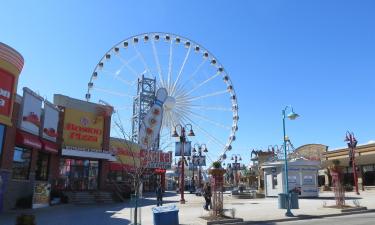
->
(19, 88, 43, 136)
(41, 100, 59, 142)
(0, 69, 14, 124)
(32, 181, 51, 209)
(63, 108, 104, 150)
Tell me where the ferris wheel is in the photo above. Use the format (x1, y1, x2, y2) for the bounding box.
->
(85, 32, 238, 162)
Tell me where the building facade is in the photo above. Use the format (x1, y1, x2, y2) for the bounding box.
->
(0, 43, 24, 212)
(53, 94, 114, 192)
(322, 143, 375, 190)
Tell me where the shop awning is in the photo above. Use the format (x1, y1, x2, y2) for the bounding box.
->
(16, 130, 42, 149)
(40, 139, 58, 154)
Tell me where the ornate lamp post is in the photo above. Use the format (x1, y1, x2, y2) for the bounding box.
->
(345, 131, 359, 195)
(282, 106, 299, 217)
(193, 143, 208, 188)
(231, 154, 242, 186)
(172, 124, 195, 204)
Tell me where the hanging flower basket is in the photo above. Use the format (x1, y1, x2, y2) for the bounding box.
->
(209, 168, 226, 176)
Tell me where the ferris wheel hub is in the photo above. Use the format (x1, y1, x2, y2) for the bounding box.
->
(164, 96, 176, 110)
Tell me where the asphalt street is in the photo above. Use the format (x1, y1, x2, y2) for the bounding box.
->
(265, 212, 375, 225)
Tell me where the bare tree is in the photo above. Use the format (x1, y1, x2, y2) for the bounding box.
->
(111, 114, 155, 225)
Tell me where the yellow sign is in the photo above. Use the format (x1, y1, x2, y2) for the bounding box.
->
(63, 108, 104, 150)
(110, 139, 140, 168)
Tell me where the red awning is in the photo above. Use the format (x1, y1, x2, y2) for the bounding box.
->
(40, 139, 58, 154)
(16, 130, 42, 149)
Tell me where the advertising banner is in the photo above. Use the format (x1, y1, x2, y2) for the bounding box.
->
(41, 100, 59, 142)
(19, 88, 43, 135)
(63, 108, 104, 150)
(192, 155, 206, 166)
(32, 182, 51, 209)
(232, 162, 241, 170)
(141, 150, 172, 169)
(109, 138, 141, 170)
(0, 69, 15, 125)
(175, 141, 191, 156)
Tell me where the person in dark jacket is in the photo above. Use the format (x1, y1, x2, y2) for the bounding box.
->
(156, 182, 163, 206)
(203, 182, 212, 210)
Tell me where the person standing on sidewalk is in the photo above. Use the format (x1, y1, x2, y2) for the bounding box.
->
(156, 181, 163, 206)
(203, 182, 212, 210)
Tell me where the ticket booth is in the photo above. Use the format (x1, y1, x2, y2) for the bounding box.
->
(262, 159, 320, 197)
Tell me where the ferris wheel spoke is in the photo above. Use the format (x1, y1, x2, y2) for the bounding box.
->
(132, 43, 152, 77)
(177, 58, 207, 94)
(175, 109, 226, 148)
(93, 87, 134, 98)
(100, 69, 136, 87)
(151, 39, 166, 88)
(167, 39, 173, 92)
(185, 71, 221, 96)
(178, 90, 229, 103)
(114, 53, 141, 79)
(184, 110, 231, 130)
(188, 105, 232, 112)
(171, 46, 192, 96)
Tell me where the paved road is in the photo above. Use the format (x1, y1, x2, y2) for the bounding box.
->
(267, 212, 375, 225)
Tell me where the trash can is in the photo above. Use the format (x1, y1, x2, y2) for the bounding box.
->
(152, 205, 179, 225)
(290, 193, 299, 209)
(278, 193, 287, 209)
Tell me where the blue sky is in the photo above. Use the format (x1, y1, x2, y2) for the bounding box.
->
(1, 1, 375, 166)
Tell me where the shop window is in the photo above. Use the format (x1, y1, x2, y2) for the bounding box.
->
(0, 124, 5, 166)
(12, 147, 32, 180)
(35, 152, 50, 181)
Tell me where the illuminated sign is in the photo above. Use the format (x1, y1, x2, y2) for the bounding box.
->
(19, 88, 43, 135)
(0, 69, 15, 124)
(63, 108, 104, 150)
(41, 100, 59, 142)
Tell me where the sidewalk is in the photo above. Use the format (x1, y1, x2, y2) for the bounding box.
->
(0, 190, 374, 225)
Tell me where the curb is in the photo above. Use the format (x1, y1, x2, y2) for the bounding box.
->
(241, 208, 375, 224)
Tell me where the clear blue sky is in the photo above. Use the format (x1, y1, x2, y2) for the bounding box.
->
(2, 1, 375, 166)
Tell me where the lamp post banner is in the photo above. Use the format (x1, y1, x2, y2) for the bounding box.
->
(175, 141, 191, 156)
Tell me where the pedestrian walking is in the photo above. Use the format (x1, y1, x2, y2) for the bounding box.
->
(156, 181, 163, 206)
(203, 182, 212, 210)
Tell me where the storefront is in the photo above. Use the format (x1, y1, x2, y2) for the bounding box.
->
(322, 142, 375, 189)
(108, 137, 172, 193)
(0, 42, 24, 212)
(54, 94, 114, 192)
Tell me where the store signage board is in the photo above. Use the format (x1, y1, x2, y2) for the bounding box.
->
(19, 88, 43, 136)
(32, 181, 51, 209)
(63, 108, 104, 150)
(0, 69, 15, 124)
(41, 100, 59, 142)
(192, 155, 206, 166)
(175, 141, 191, 156)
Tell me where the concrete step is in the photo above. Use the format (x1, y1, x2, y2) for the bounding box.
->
(64, 191, 115, 204)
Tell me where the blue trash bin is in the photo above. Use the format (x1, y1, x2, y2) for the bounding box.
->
(152, 205, 179, 225)
(278, 193, 287, 209)
(290, 192, 299, 209)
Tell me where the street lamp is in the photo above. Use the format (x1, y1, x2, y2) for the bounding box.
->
(231, 154, 242, 186)
(172, 123, 194, 204)
(282, 105, 299, 217)
(193, 143, 208, 188)
(345, 131, 359, 195)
